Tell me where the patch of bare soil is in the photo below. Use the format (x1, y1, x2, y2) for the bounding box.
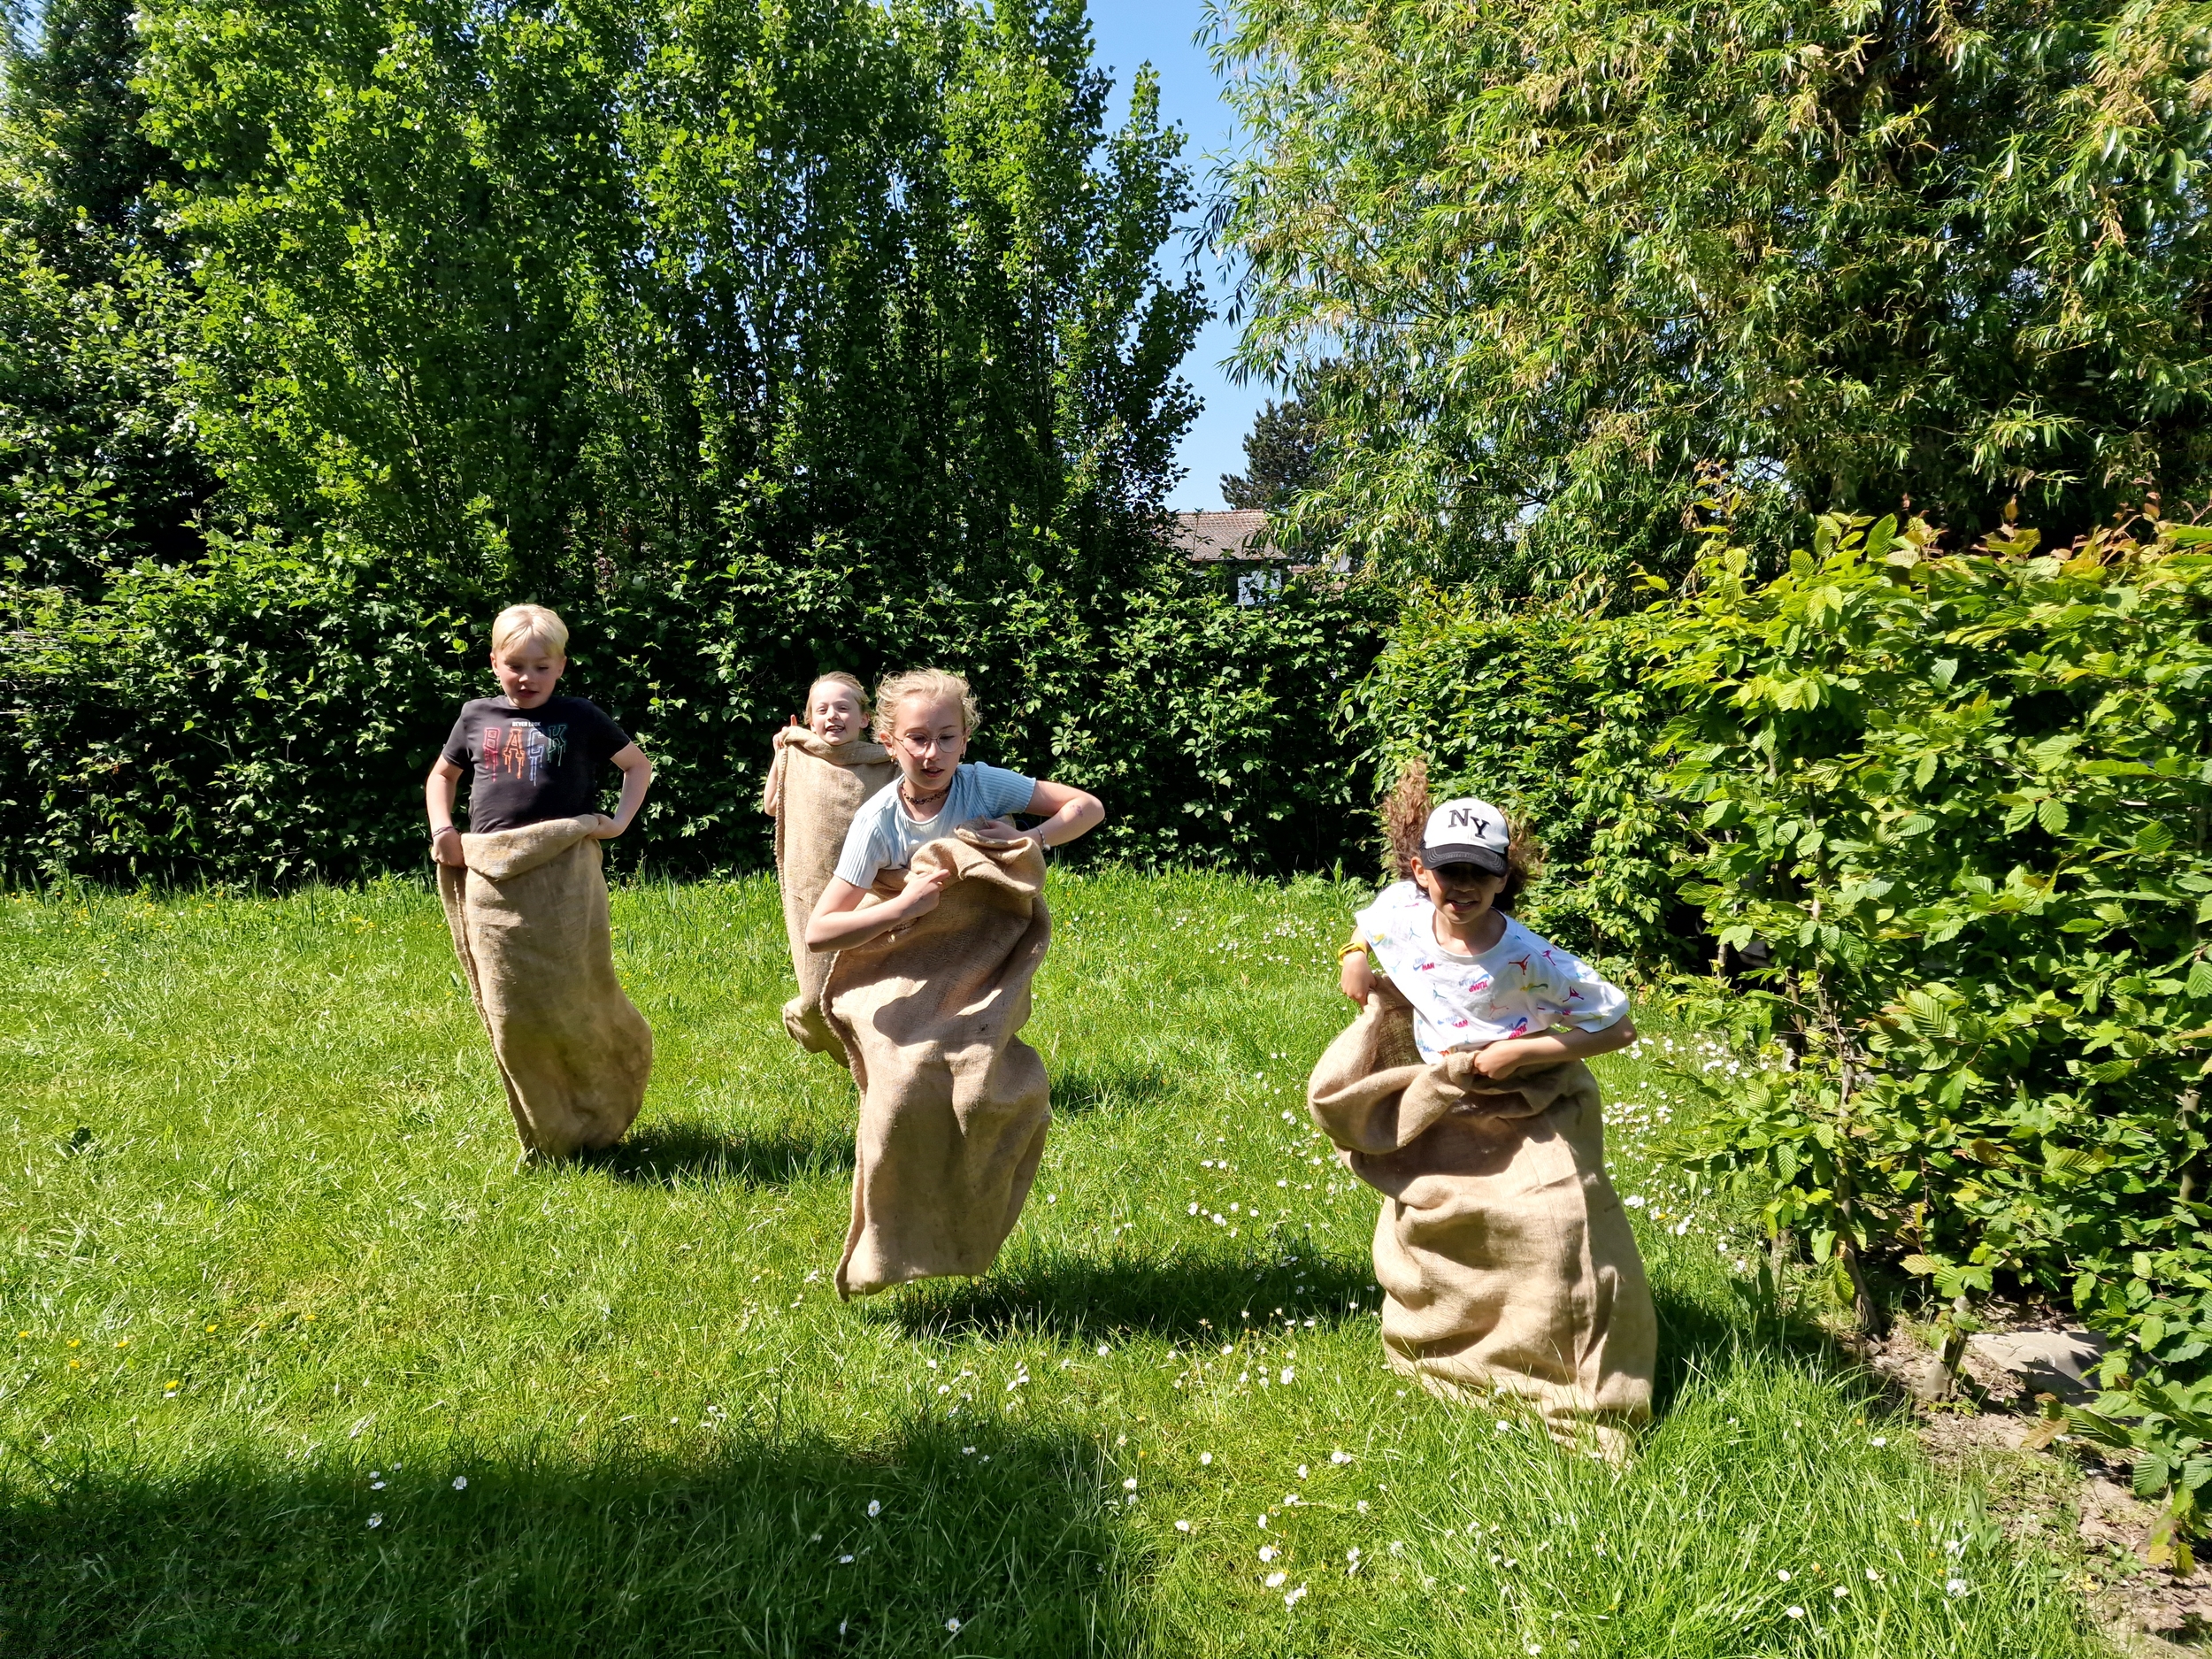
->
(1844, 1320, 2212, 1651)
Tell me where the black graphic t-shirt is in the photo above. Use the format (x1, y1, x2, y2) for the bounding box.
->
(440, 695, 631, 833)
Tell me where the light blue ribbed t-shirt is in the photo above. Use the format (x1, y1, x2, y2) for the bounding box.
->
(832, 762, 1038, 889)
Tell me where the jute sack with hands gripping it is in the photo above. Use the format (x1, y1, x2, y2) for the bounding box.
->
(1307, 979, 1655, 1460)
(437, 813, 653, 1159)
(824, 819, 1051, 1299)
(763, 728, 901, 1056)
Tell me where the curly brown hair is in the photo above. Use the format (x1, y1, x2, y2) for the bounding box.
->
(1380, 756, 1543, 913)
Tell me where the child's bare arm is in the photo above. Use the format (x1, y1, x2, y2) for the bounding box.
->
(805, 871, 950, 952)
(1337, 938, 1373, 1003)
(1023, 780, 1104, 847)
(426, 759, 465, 866)
(592, 743, 653, 838)
(1468, 1013, 1638, 1080)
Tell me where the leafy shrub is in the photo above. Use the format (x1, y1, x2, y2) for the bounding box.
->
(1349, 591, 1695, 972)
(0, 540, 1390, 885)
(1650, 504, 2212, 1545)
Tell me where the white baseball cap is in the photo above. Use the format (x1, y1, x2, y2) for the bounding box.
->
(1419, 796, 1510, 875)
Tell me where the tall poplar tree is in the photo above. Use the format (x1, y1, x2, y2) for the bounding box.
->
(1, 0, 210, 591)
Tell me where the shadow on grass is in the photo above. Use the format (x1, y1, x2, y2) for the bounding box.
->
(0, 1424, 1137, 1659)
(586, 1118, 855, 1189)
(1649, 1277, 1873, 1418)
(882, 1237, 1378, 1345)
(1048, 1057, 1176, 1118)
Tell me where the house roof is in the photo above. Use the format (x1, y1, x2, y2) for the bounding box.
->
(1169, 509, 1286, 563)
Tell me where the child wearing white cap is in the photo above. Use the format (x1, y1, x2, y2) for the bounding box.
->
(1338, 795, 1635, 1076)
(1311, 788, 1655, 1454)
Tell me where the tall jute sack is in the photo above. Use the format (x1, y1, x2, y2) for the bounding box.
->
(437, 813, 653, 1159)
(824, 821, 1051, 1299)
(1307, 981, 1655, 1458)
(762, 729, 900, 1056)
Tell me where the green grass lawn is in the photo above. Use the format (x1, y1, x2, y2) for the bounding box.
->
(0, 872, 2104, 1657)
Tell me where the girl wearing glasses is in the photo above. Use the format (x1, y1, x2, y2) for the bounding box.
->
(806, 669, 1102, 950)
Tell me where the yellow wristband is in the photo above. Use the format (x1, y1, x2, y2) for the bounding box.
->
(1335, 941, 1369, 964)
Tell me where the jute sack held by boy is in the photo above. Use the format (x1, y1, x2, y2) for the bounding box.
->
(1309, 775, 1655, 1459)
(426, 604, 655, 1160)
(760, 672, 899, 1056)
(807, 669, 1103, 1297)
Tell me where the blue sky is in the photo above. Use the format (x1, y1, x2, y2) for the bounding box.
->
(1087, 1, 1261, 512)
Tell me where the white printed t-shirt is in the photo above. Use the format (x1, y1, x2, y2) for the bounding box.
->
(1355, 879, 1629, 1064)
(833, 762, 1038, 890)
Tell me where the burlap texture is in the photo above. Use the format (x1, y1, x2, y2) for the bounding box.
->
(823, 821, 1051, 1298)
(1306, 981, 1655, 1458)
(437, 813, 653, 1159)
(763, 728, 900, 1055)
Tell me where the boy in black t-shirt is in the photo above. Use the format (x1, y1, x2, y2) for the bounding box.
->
(426, 604, 652, 856)
(428, 603, 656, 1161)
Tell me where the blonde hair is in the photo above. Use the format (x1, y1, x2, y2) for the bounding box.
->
(804, 671, 870, 717)
(490, 603, 568, 658)
(873, 668, 979, 741)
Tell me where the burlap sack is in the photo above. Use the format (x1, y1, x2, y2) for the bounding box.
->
(1307, 980, 1655, 1459)
(437, 813, 653, 1159)
(823, 821, 1051, 1298)
(762, 728, 900, 1056)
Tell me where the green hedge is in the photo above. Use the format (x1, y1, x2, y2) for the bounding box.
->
(1646, 507, 2212, 1552)
(0, 539, 1392, 885)
(1356, 506, 2212, 1545)
(1348, 591, 1696, 974)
